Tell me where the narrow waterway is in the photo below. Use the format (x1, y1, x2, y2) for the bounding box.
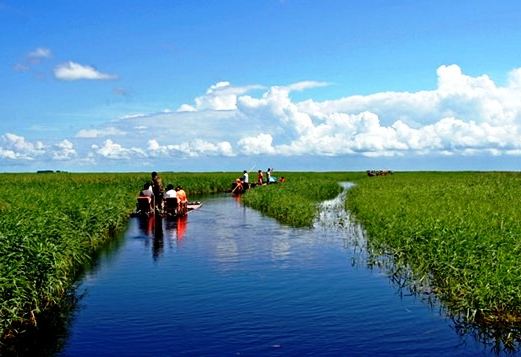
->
(59, 190, 489, 356)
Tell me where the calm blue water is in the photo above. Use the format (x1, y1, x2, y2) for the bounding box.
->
(59, 194, 492, 356)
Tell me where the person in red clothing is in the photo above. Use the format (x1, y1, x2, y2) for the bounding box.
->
(257, 169, 264, 185)
(231, 178, 243, 194)
(175, 185, 188, 215)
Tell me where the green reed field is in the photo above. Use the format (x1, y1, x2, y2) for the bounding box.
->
(346, 172, 521, 326)
(241, 172, 365, 227)
(0, 170, 360, 343)
(3, 171, 521, 348)
(0, 172, 235, 343)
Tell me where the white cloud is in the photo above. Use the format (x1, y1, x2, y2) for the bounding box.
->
(28, 47, 52, 59)
(176, 104, 197, 112)
(54, 61, 116, 81)
(76, 127, 126, 138)
(232, 65, 521, 157)
(0, 148, 17, 160)
(91, 140, 146, 160)
(148, 138, 235, 157)
(52, 139, 77, 160)
(282, 80, 330, 92)
(119, 113, 147, 120)
(177, 81, 263, 111)
(17, 64, 521, 169)
(237, 133, 276, 155)
(0, 133, 45, 160)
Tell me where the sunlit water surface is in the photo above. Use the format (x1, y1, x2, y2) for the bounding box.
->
(59, 191, 491, 356)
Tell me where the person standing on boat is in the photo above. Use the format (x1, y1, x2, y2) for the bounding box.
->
(257, 169, 264, 185)
(266, 168, 272, 184)
(151, 171, 164, 211)
(242, 170, 250, 190)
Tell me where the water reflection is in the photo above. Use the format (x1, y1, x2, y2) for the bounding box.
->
(152, 215, 164, 261)
(135, 214, 188, 261)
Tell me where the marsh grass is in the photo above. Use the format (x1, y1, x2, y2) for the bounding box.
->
(0, 172, 235, 346)
(345, 172, 521, 332)
(241, 172, 365, 227)
(4, 170, 521, 352)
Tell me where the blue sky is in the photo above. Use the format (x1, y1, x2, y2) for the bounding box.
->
(2, 0, 521, 172)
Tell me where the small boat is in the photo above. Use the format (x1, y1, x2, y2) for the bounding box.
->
(131, 196, 156, 217)
(187, 201, 203, 211)
(131, 197, 202, 218)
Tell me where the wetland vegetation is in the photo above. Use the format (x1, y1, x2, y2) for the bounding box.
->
(346, 172, 521, 349)
(0, 172, 234, 347)
(1, 171, 521, 352)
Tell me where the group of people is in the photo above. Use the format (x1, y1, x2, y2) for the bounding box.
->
(138, 171, 188, 215)
(232, 168, 286, 194)
(255, 168, 284, 185)
(366, 169, 393, 177)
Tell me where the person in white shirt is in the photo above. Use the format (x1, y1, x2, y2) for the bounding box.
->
(163, 184, 178, 216)
(164, 184, 176, 199)
(137, 182, 154, 213)
(242, 170, 249, 189)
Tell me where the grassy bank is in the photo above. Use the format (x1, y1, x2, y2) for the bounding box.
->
(0, 172, 235, 343)
(241, 172, 365, 227)
(345, 172, 521, 325)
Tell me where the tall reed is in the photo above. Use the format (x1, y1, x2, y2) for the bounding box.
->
(241, 172, 364, 227)
(0, 172, 234, 343)
(346, 172, 521, 325)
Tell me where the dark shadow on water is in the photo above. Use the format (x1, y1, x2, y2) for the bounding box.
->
(1, 202, 191, 356)
(0, 229, 128, 357)
(0, 293, 77, 357)
(152, 215, 164, 261)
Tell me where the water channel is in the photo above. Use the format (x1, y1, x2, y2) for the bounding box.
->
(57, 189, 493, 356)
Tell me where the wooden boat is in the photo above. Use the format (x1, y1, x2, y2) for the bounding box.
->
(132, 196, 155, 217)
(131, 197, 202, 218)
(163, 198, 202, 218)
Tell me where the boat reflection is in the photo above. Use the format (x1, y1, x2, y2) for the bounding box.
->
(136, 214, 189, 260)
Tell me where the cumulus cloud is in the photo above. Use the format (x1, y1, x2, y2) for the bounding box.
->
(76, 127, 126, 138)
(232, 65, 521, 157)
(91, 140, 146, 160)
(52, 139, 76, 160)
(237, 133, 276, 155)
(177, 81, 263, 111)
(148, 138, 235, 157)
(54, 61, 116, 81)
(0, 134, 79, 162)
(176, 104, 197, 112)
(15, 64, 521, 169)
(0, 133, 45, 160)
